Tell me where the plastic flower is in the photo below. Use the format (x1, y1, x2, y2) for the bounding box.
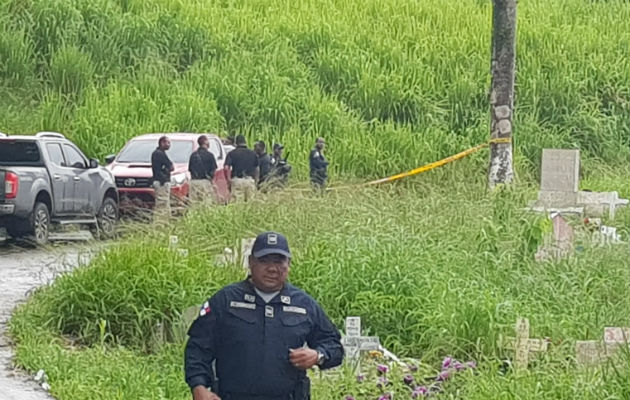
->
(403, 374, 415, 385)
(412, 386, 428, 398)
(436, 370, 451, 381)
(376, 376, 390, 388)
(441, 357, 452, 370)
(356, 374, 366, 383)
(377, 364, 389, 374)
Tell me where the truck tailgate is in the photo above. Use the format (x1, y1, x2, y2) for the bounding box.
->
(0, 170, 5, 201)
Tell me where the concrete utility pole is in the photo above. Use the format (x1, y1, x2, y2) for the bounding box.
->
(488, 0, 516, 188)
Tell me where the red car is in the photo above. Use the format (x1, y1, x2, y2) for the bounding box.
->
(105, 133, 230, 212)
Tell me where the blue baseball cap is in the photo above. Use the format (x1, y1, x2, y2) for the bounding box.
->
(252, 231, 292, 259)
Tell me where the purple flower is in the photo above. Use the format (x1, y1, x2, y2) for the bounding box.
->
(345, 396, 355, 400)
(436, 370, 451, 381)
(356, 374, 366, 383)
(376, 376, 390, 388)
(453, 361, 465, 371)
(465, 361, 477, 369)
(407, 363, 419, 372)
(412, 386, 428, 398)
(377, 364, 389, 374)
(403, 374, 415, 385)
(378, 393, 392, 400)
(441, 357, 452, 370)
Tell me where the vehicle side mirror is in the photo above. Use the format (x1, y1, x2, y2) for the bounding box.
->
(89, 158, 99, 168)
(104, 154, 115, 164)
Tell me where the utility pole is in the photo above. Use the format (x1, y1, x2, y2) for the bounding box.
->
(488, 0, 516, 188)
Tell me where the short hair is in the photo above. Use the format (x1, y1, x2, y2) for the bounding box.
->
(235, 135, 247, 145)
(255, 140, 266, 150)
(158, 136, 169, 146)
(197, 135, 208, 146)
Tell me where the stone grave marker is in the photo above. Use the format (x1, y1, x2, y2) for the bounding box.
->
(241, 237, 256, 268)
(576, 326, 630, 366)
(172, 305, 200, 343)
(537, 149, 580, 207)
(535, 213, 575, 262)
(341, 316, 381, 363)
(540, 149, 580, 193)
(500, 317, 549, 370)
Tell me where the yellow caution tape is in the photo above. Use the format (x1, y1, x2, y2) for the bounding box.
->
(284, 137, 512, 192)
(365, 137, 511, 186)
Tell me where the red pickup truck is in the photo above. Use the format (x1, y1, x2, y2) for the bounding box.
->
(105, 133, 230, 212)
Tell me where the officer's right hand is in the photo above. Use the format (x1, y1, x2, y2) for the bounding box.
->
(192, 385, 221, 400)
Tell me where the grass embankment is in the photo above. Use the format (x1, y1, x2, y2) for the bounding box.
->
(9, 161, 630, 399)
(0, 0, 629, 180)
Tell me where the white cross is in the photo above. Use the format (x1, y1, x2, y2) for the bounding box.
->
(341, 317, 380, 362)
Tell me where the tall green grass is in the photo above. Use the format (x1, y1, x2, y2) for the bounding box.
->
(9, 162, 630, 399)
(0, 0, 628, 180)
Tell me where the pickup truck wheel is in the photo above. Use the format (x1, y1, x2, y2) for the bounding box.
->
(93, 197, 118, 239)
(30, 202, 50, 245)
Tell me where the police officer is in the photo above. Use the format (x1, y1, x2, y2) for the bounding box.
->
(151, 136, 174, 222)
(188, 135, 218, 204)
(253, 140, 272, 189)
(269, 143, 291, 188)
(223, 135, 259, 202)
(185, 231, 344, 400)
(309, 137, 329, 191)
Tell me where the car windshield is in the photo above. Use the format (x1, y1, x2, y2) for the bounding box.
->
(0, 140, 43, 166)
(116, 140, 193, 164)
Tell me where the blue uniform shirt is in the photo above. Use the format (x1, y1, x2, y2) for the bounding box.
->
(185, 279, 344, 398)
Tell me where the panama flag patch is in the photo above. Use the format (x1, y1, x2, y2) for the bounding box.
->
(199, 301, 211, 317)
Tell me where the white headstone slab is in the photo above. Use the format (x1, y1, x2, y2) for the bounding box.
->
(604, 327, 630, 343)
(576, 340, 605, 365)
(345, 317, 361, 337)
(540, 149, 580, 192)
(241, 238, 256, 269)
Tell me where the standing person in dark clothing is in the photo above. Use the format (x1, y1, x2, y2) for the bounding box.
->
(188, 135, 218, 204)
(254, 141, 272, 189)
(185, 231, 344, 400)
(223, 135, 259, 202)
(269, 143, 291, 188)
(151, 136, 174, 223)
(309, 137, 329, 191)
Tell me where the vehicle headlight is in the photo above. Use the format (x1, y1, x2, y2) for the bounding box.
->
(170, 173, 186, 186)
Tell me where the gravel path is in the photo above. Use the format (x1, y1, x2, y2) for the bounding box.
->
(0, 235, 95, 400)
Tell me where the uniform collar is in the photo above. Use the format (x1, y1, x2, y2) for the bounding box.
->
(241, 279, 292, 304)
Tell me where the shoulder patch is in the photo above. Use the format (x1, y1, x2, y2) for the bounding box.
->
(199, 301, 211, 317)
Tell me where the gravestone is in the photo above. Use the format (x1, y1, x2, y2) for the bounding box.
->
(172, 306, 200, 343)
(500, 317, 549, 370)
(537, 149, 580, 207)
(576, 326, 630, 366)
(341, 316, 381, 363)
(241, 237, 256, 269)
(535, 213, 574, 262)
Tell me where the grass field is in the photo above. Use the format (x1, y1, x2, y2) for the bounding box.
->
(0, 0, 628, 180)
(9, 161, 630, 399)
(3, 0, 630, 398)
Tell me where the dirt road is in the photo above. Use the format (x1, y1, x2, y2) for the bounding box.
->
(0, 235, 94, 400)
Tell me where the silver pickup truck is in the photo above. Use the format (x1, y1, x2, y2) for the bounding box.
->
(0, 132, 118, 244)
